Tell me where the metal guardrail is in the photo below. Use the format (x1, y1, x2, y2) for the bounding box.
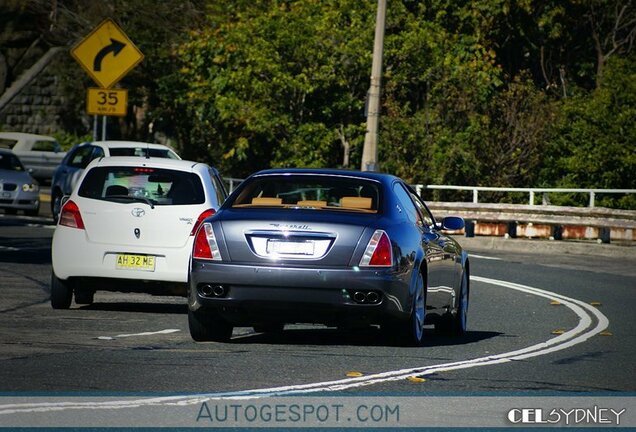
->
(427, 201, 636, 239)
(218, 177, 635, 242)
(413, 185, 636, 208)
(223, 177, 244, 194)
(223, 178, 635, 208)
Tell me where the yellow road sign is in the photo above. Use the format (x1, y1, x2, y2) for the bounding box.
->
(71, 19, 144, 89)
(87, 88, 128, 117)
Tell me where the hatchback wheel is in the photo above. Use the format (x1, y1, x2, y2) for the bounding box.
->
(74, 290, 94, 305)
(188, 307, 233, 342)
(50, 272, 72, 309)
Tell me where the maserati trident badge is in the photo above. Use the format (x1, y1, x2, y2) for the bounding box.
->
(134, 228, 141, 239)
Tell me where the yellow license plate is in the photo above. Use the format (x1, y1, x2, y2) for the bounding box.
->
(115, 254, 155, 271)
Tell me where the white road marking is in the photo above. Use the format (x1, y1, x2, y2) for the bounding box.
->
(96, 329, 180, 340)
(0, 246, 19, 251)
(26, 223, 56, 230)
(469, 254, 502, 260)
(0, 276, 609, 414)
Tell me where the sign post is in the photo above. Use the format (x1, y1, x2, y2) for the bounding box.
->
(71, 19, 144, 140)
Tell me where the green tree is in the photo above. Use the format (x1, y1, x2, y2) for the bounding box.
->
(381, 1, 505, 188)
(162, 0, 375, 177)
(3, 0, 633, 207)
(541, 55, 636, 208)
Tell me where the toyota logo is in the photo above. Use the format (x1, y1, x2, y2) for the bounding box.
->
(131, 208, 145, 217)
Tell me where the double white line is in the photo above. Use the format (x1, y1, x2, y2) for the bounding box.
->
(183, 276, 608, 399)
(0, 276, 609, 415)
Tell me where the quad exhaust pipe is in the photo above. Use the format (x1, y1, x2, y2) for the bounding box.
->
(366, 291, 380, 303)
(351, 290, 381, 304)
(199, 284, 227, 298)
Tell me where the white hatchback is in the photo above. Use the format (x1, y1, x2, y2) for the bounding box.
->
(51, 157, 227, 309)
(51, 140, 181, 222)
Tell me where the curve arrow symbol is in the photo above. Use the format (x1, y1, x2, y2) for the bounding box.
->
(93, 38, 126, 72)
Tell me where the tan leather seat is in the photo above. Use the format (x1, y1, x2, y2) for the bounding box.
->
(340, 196, 372, 209)
(251, 197, 283, 205)
(296, 200, 327, 207)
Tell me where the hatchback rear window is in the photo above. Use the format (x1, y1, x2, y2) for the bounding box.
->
(78, 166, 204, 206)
(231, 175, 381, 213)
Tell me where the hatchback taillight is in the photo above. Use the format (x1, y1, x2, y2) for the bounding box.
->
(359, 230, 393, 267)
(193, 222, 222, 261)
(58, 200, 85, 229)
(190, 208, 216, 236)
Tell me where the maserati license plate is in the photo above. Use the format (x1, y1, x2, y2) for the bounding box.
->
(266, 240, 314, 256)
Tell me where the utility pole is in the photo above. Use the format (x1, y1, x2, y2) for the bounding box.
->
(360, 0, 386, 172)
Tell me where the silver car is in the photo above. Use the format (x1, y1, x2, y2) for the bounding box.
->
(50, 140, 181, 221)
(0, 149, 40, 216)
(0, 132, 65, 183)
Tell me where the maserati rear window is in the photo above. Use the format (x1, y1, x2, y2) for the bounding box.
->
(231, 175, 381, 213)
(78, 166, 204, 206)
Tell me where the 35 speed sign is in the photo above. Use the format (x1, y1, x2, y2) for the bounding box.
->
(87, 88, 128, 117)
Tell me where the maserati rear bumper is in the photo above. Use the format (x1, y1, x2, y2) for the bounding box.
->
(189, 260, 413, 326)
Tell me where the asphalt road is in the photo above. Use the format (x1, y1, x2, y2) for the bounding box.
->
(0, 211, 634, 396)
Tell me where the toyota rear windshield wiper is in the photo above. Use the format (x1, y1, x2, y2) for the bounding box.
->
(104, 195, 156, 209)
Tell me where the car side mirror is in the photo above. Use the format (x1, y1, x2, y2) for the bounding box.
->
(439, 216, 465, 231)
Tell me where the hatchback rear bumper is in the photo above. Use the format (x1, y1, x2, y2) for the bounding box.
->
(52, 225, 192, 283)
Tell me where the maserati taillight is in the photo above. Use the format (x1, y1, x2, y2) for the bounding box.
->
(193, 222, 221, 261)
(58, 200, 85, 229)
(359, 230, 393, 267)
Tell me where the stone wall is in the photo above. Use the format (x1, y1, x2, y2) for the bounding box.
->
(0, 51, 67, 135)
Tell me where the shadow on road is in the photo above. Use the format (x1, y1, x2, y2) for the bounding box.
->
(80, 302, 187, 314)
(230, 327, 502, 348)
(0, 242, 52, 264)
(424, 330, 504, 346)
(0, 215, 55, 264)
(0, 214, 55, 227)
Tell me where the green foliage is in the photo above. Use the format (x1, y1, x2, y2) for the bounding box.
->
(4, 0, 634, 208)
(52, 132, 92, 151)
(540, 55, 636, 208)
(161, 0, 375, 177)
